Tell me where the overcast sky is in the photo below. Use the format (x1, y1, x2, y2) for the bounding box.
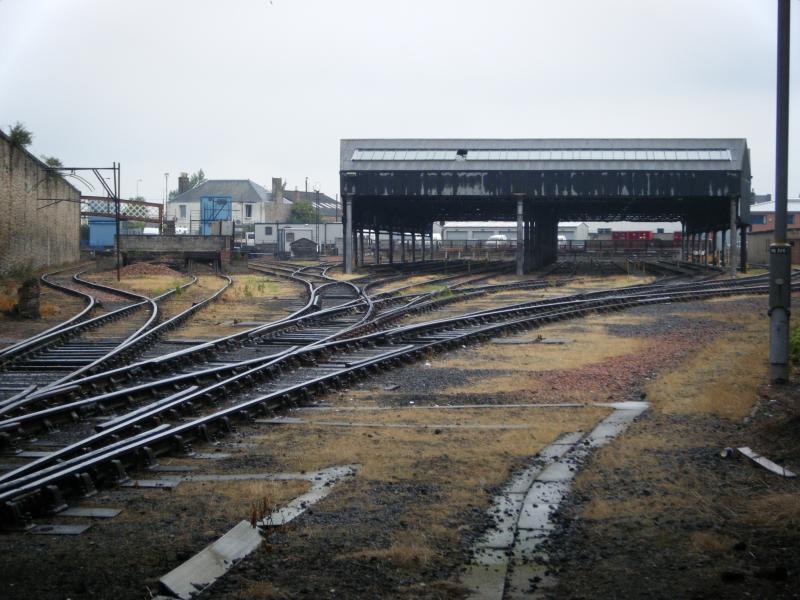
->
(1, 0, 798, 203)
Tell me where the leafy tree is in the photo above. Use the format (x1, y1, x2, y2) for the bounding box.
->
(41, 155, 62, 167)
(289, 199, 316, 223)
(169, 168, 207, 200)
(8, 122, 33, 148)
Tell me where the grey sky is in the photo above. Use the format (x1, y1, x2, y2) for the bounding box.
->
(0, 0, 797, 203)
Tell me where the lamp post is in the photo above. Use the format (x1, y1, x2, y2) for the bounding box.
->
(136, 178, 142, 199)
(164, 172, 169, 222)
(769, 0, 792, 383)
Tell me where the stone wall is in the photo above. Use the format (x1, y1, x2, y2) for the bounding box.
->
(0, 132, 80, 275)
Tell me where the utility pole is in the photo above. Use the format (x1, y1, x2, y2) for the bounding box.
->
(114, 162, 121, 282)
(769, 0, 792, 383)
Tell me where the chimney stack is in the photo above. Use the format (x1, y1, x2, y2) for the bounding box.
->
(178, 172, 190, 195)
(271, 177, 284, 202)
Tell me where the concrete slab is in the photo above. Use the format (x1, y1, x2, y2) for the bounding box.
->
(534, 461, 576, 483)
(16, 450, 51, 458)
(298, 402, 584, 412)
(191, 453, 231, 460)
(512, 529, 550, 560)
(474, 493, 525, 549)
(461, 563, 508, 600)
(159, 520, 263, 600)
(60, 507, 121, 518)
(121, 479, 180, 489)
(29, 524, 91, 535)
(505, 561, 557, 599)
(148, 465, 199, 473)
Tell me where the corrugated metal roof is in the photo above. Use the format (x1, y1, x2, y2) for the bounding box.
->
(340, 138, 748, 172)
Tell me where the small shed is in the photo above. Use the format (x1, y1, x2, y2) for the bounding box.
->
(290, 237, 318, 259)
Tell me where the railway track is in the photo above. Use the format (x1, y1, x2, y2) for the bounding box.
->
(0, 269, 235, 412)
(0, 266, 785, 530)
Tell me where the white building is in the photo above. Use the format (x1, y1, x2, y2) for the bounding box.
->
(441, 221, 589, 241)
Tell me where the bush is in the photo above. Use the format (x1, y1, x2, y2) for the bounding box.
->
(790, 326, 800, 366)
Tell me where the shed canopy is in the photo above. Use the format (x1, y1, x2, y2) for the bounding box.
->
(340, 138, 751, 232)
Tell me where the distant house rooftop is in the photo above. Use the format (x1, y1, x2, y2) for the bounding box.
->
(169, 179, 288, 204)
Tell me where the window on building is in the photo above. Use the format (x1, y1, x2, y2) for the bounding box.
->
(598, 227, 612, 234)
(286, 232, 295, 242)
(264, 226, 273, 235)
(657, 228, 665, 234)
(245, 204, 253, 218)
(750, 215, 765, 225)
(179, 205, 187, 219)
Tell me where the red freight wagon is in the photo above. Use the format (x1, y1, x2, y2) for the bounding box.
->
(673, 232, 683, 241)
(611, 231, 653, 241)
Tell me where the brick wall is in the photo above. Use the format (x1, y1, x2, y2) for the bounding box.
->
(0, 132, 80, 275)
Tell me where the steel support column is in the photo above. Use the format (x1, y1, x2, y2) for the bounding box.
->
(516, 198, 524, 276)
(344, 196, 353, 274)
(401, 231, 406, 263)
(375, 229, 381, 265)
(739, 225, 747, 273)
(389, 229, 394, 264)
(729, 198, 737, 276)
(412, 232, 416, 262)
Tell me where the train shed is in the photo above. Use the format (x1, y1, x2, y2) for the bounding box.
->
(339, 138, 751, 274)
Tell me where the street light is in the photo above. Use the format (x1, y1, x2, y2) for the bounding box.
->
(769, 0, 792, 383)
(136, 178, 142, 199)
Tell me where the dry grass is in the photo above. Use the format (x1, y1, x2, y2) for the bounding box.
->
(740, 493, 800, 529)
(437, 320, 650, 394)
(337, 530, 435, 567)
(117, 479, 308, 525)
(232, 580, 289, 600)
(250, 403, 606, 569)
(689, 531, 738, 555)
(87, 273, 192, 296)
(166, 274, 302, 339)
(645, 313, 767, 419)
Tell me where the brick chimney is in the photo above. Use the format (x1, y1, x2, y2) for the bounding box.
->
(178, 172, 190, 195)
(271, 177, 284, 202)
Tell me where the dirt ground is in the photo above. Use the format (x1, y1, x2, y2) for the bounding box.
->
(1, 279, 797, 600)
(0, 267, 85, 349)
(164, 273, 306, 340)
(542, 296, 800, 600)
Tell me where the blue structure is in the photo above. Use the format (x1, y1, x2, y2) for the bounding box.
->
(200, 196, 232, 235)
(88, 216, 116, 248)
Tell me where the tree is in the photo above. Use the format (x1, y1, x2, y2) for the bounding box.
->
(289, 199, 316, 223)
(169, 168, 207, 200)
(41, 155, 62, 167)
(8, 122, 33, 148)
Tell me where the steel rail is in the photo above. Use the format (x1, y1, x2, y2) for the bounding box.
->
(0, 277, 788, 528)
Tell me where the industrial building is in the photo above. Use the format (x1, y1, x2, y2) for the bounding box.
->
(0, 129, 80, 274)
(340, 138, 751, 273)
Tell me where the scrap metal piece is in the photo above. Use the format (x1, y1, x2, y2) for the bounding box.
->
(737, 446, 796, 477)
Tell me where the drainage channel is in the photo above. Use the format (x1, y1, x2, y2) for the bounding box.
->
(460, 401, 649, 600)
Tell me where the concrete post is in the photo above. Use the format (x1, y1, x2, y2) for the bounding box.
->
(412, 232, 416, 262)
(721, 230, 726, 267)
(421, 231, 426, 261)
(729, 197, 737, 277)
(516, 198, 524, 276)
(344, 197, 353, 274)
